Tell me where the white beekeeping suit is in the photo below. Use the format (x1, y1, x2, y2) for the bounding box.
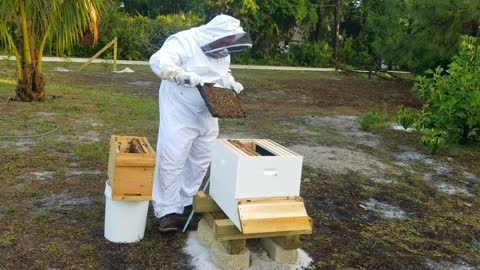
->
(149, 15, 251, 227)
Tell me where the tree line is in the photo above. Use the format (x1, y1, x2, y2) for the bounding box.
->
(0, 0, 478, 103)
(69, 0, 479, 73)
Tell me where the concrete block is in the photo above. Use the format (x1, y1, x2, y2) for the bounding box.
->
(197, 218, 214, 247)
(261, 237, 298, 264)
(211, 240, 250, 270)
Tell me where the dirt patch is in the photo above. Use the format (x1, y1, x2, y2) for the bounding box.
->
(129, 80, 152, 87)
(395, 148, 476, 197)
(85, 119, 103, 127)
(201, 84, 246, 118)
(425, 259, 478, 270)
(35, 112, 57, 117)
(241, 77, 420, 115)
(77, 131, 100, 142)
(289, 145, 388, 177)
(362, 198, 408, 219)
(31, 171, 54, 181)
(395, 150, 436, 165)
(33, 193, 94, 213)
(371, 177, 397, 184)
(434, 182, 474, 197)
(300, 115, 380, 147)
(66, 169, 103, 176)
(0, 140, 36, 152)
(463, 171, 478, 181)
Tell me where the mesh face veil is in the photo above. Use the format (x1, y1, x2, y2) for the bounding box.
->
(201, 33, 252, 59)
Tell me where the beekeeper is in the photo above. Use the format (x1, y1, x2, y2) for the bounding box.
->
(149, 15, 252, 232)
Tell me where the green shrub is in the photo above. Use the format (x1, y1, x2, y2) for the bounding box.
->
(396, 106, 417, 130)
(69, 11, 203, 60)
(412, 36, 480, 152)
(288, 41, 334, 67)
(420, 129, 446, 154)
(361, 107, 390, 130)
(339, 37, 374, 70)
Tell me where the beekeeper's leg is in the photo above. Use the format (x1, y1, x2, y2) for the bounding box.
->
(180, 127, 219, 208)
(152, 125, 198, 218)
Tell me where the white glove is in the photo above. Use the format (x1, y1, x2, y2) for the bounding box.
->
(174, 71, 204, 87)
(231, 81, 244, 94)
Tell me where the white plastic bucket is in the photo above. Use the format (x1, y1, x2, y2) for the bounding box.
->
(104, 180, 149, 243)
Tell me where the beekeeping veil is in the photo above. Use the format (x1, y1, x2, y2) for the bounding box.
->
(195, 15, 252, 59)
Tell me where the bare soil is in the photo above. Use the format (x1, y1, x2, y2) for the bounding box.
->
(1, 65, 479, 270)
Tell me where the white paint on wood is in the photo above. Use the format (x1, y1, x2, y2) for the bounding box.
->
(209, 139, 303, 231)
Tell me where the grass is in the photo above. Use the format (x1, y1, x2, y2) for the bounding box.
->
(0, 60, 479, 269)
(0, 232, 17, 247)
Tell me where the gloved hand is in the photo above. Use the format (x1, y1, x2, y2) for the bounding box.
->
(174, 71, 204, 87)
(231, 81, 244, 94)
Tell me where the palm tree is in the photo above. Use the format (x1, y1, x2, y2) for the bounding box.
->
(0, 0, 106, 101)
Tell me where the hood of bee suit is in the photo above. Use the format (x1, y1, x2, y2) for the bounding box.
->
(194, 15, 252, 59)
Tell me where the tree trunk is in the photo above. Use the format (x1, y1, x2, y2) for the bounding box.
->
(15, 2, 46, 102)
(334, 0, 341, 70)
(314, 6, 323, 42)
(15, 63, 46, 101)
(460, 124, 470, 144)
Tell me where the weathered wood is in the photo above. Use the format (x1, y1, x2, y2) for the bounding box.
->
(193, 192, 221, 213)
(79, 37, 116, 71)
(220, 239, 246, 255)
(227, 139, 260, 156)
(113, 36, 117, 71)
(270, 235, 301, 250)
(213, 218, 312, 241)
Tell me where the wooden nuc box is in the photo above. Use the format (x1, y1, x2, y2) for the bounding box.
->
(107, 135, 156, 201)
(210, 139, 312, 234)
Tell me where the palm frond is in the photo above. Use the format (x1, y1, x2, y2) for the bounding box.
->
(48, 0, 107, 55)
(0, 21, 18, 55)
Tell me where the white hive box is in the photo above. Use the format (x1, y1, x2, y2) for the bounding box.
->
(210, 139, 311, 234)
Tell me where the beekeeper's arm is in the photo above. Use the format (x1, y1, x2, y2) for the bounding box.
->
(149, 38, 203, 87)
(226, 69, 244, 94)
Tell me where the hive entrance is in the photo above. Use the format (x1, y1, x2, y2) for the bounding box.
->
(199, 84, 246, 118)
(227, 139, 275, 156)
(115, 137, 150, 154)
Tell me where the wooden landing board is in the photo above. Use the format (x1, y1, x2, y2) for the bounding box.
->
(238, 199, 311, 234)
(213, 218, 312, 241)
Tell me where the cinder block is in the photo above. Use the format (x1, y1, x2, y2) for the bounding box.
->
(196, 218, 214, 247)
(261, 237, 298, 264)
(211, 240, 250, 270)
